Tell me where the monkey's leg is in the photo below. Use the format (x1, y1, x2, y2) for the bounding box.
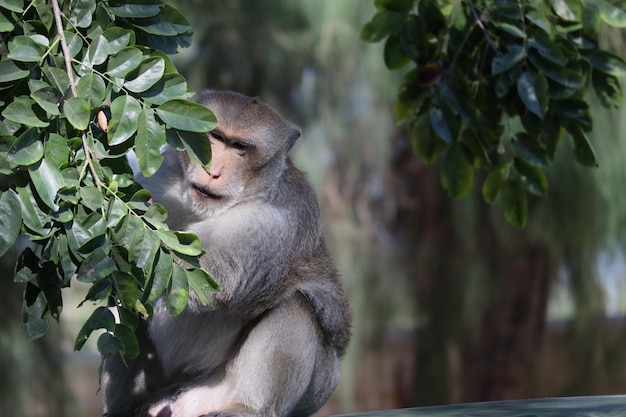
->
(102, 319, 164, 417)
(149, 294, 339, 417)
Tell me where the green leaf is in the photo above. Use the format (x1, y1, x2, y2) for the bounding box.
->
(361, 11, 406, 42)
(35, 3, 54, 31)
(82, 34, 109, 71)
(501, 176, 527, 227)
(156, 229, 204, 256)
(514, 158, 548, 196)
(494, 22, 526, 38)
(106, 198, 128, 229)
(375, 0, 415, 12)
(116, 214, 144, 249)
(75, 306, 116, 351)
(169, 129, 212, 167)
(77, 73, 107, 109)
(186, 268, 218, 306)
(22, 283, 49, 341)
(587, 49, 626, 76)
(131, 5, 191, 36)
(109, 0, 163, 18)
(64, 31, 84, 58)
(7, 128, 43, 166)
(113, 271, 139, 310)
(528, 37, 565, 65)
(491, 44, 525, 75)
(102, 27, 134, 55)
(2, 98, 49, 127)
(123, 57, 165, 93)
(549, 0, 576, 21)
(592, 71, 622, 109)
(70, 0, 96, 28)
(384, 34, 410, 70)
(45, 134, 71, 168)
(31, 87, 62, 116)
(16, 184, 49, 235)
(569, 125, 598, 167)
(411, 112, 446, 164)
(114, 323, 139, 358)
(97, 332, 124, 358)
(146, 249, 173, 302)
(0, 190, 21, 257)
(64, 97, 91, 130)
(429, 105, 456, 144)
(42, 66, 70, 94)
(517, 71, 549, 118)
(77, 247, 117, 283)
(0, 0, 24, 13)
(144, 203, 168, 227)
(0, 59, 29, 82)
(107, 47, 144, 78)
(7, 36, 43, 62)
(142, 74, 190, 105)
(136, 107, 166, 176)
(528, 53, 585, 89)
(14, 247, 39, 283)
(167, 264, 189, 316)
(597, 0, 626, 27)
(81, 279, 112, 305)
(79, 186, 103, 211)
(108, 95, 142, 145)
(156, 100, 217, 132)
(482, 165, 508, 204)
(440, 143, 474, 198)
(511, 132, 549, 167)
(28, 158, 65, 211)
(130, 226, 161, 269)
(527, 8, 551, 33)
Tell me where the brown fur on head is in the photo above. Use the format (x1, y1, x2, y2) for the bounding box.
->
(176, 90, 302, 216)
(194, 90, 301, 160)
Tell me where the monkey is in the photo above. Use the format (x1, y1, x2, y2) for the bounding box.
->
(101, 90, 351, 417)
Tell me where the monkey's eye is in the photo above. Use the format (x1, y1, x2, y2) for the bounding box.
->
(210, 130, 225, 141)
(231, 140, 252, 152)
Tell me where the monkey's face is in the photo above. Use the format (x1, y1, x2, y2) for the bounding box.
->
(182, 90, 301, 217)
(181, 131, 252, 217)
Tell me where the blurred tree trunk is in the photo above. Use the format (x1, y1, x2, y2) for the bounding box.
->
(389, 135, 553, 405)
(461, 239, 550, 401)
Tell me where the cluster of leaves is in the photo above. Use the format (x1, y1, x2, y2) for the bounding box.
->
(0, 0, 219, 371)
(362, 0, 626, 226)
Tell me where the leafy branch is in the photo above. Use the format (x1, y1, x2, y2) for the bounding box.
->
(0, 0, 219, 374)
(362, 0, 626, 227)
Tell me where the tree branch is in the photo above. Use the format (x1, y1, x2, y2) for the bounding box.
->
(51, 0, 101, 189)
(51, 0, 77, 96)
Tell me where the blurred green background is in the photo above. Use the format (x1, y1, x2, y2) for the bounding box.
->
(3, 1, 626, 415)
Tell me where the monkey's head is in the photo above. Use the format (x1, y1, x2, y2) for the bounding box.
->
(182, 90, 301, 216)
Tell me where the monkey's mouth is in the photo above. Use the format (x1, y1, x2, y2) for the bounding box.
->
(191, 183, 224, 200)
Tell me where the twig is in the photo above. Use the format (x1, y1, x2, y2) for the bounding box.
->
(466, 0, 499, 54)
(51, 0, 101, 189)
(51, 0, 77, 96)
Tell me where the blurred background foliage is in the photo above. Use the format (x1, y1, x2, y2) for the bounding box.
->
(2, 0, 626, 415)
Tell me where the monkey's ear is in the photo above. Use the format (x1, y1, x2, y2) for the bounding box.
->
(287, 128, 301, 151)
